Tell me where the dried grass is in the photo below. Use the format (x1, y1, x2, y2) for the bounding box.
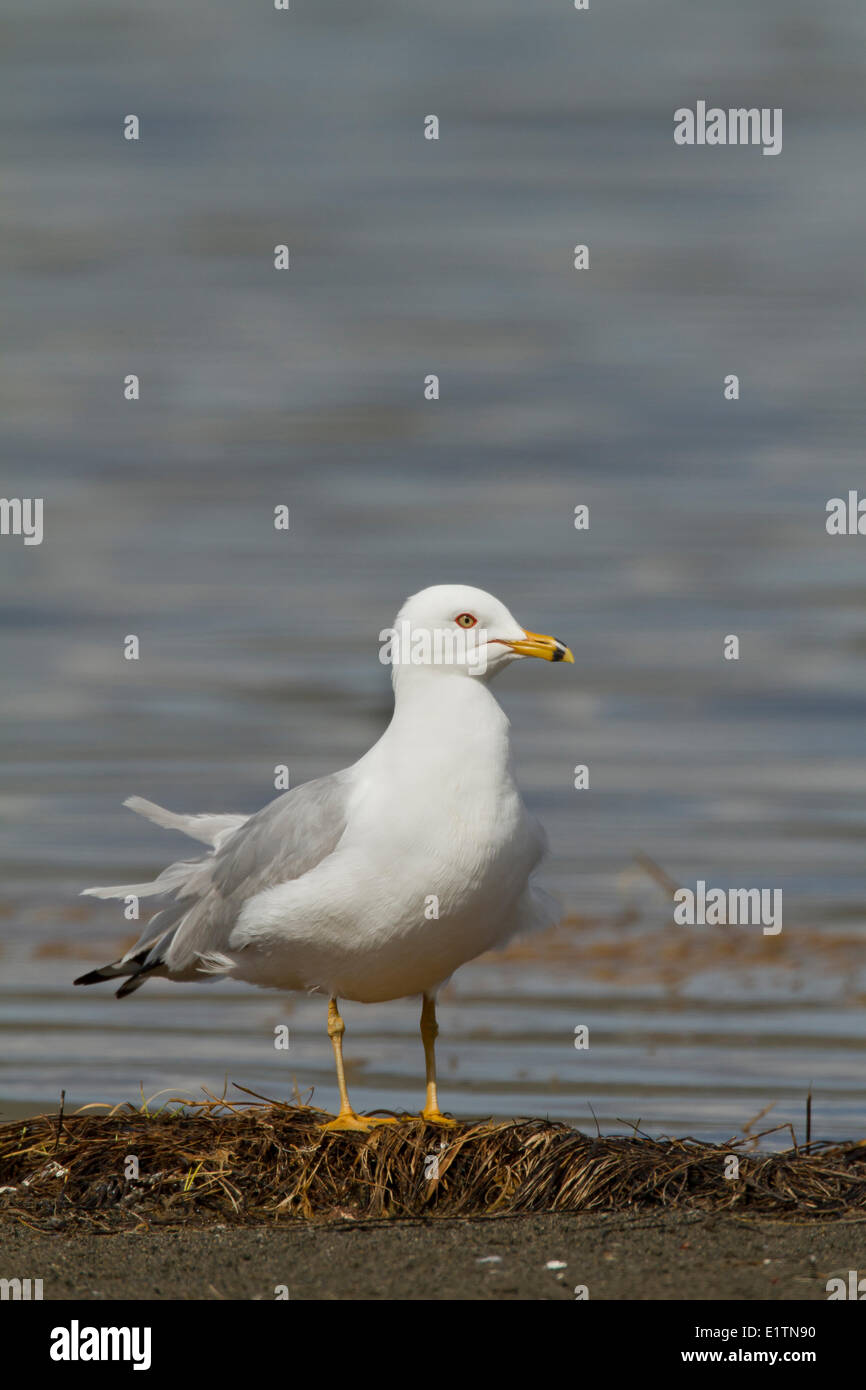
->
(2, 1094, 866, 1232)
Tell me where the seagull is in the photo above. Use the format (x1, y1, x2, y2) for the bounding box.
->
(76, 584, 573, 1130)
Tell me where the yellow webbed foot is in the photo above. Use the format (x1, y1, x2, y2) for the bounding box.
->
(420, 1109, 457, 1127)
(320, 1110, 399, 1132)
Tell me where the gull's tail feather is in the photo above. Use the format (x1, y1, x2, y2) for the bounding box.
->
(81, 860, 195, 900)
(80, 799, 248, 898)
(124, 796, 248, 848)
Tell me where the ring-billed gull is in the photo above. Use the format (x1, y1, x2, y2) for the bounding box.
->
(77, 584, 573, 1129)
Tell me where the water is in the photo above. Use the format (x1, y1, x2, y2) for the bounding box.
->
(1, 0, 865, 1142)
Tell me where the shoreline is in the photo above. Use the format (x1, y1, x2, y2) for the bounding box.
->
(2, 1211, 863, 1300)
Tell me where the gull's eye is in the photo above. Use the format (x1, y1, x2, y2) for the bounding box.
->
(455, 613, 477, 628)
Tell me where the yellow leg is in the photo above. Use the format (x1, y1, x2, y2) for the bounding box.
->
(320, 998, 397, 1132)
(420, 994, 456, 1126)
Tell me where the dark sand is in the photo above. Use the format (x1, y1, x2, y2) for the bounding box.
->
(3, 1212, 865, 1300)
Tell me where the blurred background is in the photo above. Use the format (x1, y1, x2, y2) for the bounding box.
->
(2, 0, 865, 1141)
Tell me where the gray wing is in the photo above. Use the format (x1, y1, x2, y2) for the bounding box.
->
(77, 771, 352, 995)
(211, 773, 350, 899)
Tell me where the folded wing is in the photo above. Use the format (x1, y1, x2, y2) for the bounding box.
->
(76, 773, 351, 997)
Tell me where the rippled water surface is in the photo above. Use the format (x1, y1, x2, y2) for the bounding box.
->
(2, 1, 865, 1141)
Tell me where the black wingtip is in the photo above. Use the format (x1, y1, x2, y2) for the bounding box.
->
(74, 969, 111, 986)
(115, 962, 159, 999)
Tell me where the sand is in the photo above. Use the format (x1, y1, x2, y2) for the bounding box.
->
(3, 1211, 864, 1300)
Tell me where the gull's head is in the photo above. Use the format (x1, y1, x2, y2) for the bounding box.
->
(381, 584, 573, 683)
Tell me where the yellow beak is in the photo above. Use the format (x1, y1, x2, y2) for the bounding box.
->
(504, 629, 574, 663)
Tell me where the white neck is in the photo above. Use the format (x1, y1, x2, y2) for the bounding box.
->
(382, 668, 513, 777)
